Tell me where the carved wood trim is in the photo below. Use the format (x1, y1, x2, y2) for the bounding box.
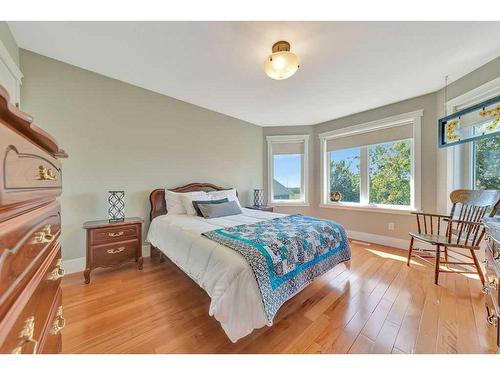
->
(0, 86, 67, 158)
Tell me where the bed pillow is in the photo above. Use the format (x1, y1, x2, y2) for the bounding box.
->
(192, 198, 228, 217)
(165, 190, 208, 215)
(198, 201, 242, 219)
(179, 191, 211, 216)
(207, 188, 242, 208)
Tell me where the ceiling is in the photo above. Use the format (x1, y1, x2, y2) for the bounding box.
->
(8, 21, 500, 126)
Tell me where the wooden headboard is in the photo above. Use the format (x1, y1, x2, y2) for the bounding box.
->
(149, 182, 237, 221)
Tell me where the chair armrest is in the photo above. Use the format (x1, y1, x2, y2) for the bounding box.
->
(446, 219, 484, 226)
(411, 212, 451, 219)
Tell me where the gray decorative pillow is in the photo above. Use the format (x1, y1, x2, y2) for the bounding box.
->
(192, 198, 228, 217)
(198, 200, 242, 219)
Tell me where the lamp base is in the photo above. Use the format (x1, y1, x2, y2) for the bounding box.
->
(108, 218, 125, 223)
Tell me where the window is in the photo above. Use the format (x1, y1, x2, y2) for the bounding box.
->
(267, 135, 309, 205)
(445, 78, 500, 212)
(328, 147, 361, 203)
(369, 139, 411, 206)
(472, 135, 500, 190)
(320, 110, 422, 212)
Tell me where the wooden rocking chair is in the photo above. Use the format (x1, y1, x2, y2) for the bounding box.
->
(407, 189, 500, 285)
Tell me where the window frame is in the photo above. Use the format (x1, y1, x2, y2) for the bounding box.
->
(319, 110, 423, 214)
(267, 134, 309, 206)
(445, 77, 500, 212)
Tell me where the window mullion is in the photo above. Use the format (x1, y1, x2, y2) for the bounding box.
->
(360, 146, 369, 205)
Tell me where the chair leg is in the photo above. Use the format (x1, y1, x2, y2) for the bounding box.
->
(444, 246, 448, 262)
(469, 248, 485, 286)
(434, 244, 441, 285)
(407, 237, 414, 266)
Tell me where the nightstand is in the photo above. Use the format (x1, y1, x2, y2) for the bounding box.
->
(82, 217, 143, 284)
(245, 205, 274, 212)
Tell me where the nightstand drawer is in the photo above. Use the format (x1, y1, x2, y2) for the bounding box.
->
(90, 239, 139, 268)
(90, 224, 139, 245)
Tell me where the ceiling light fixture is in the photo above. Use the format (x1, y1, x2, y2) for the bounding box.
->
(263, 41, 300, 80)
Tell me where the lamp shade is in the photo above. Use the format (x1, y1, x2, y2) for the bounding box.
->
(263, 41, 300, 80)
(108, 191, 125, 222)
(253, 189, 265, 207)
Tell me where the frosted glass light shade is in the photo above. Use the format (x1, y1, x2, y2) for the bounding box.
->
(263, 51, 300, 80)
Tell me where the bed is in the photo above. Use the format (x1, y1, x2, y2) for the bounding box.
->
(146, 183, 351, 342)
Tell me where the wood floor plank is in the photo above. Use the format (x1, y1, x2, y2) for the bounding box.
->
(60, 242, 498, 354)
(435, 273, 459, 354)
(348, 334, 374, 354)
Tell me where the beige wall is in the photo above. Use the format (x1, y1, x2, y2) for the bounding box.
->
(264, 56, 500, 243)
(20, 50, 263, 260)
(264, 93, 437, 241)
(0, 22, 19, 67)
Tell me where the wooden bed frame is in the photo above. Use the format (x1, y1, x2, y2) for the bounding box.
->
(148, 182, 236, 261)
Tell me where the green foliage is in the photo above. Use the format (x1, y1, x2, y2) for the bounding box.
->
(474, 136, 500, 190)
(369, 140, 411, 206)
(329, 140, 411, 206)
(329, 156, 360, 202)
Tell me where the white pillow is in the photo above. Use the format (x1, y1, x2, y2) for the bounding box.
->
(180, 191, 210, 216)
(207, 188, 242, 208)
(165, 190, 208, 215)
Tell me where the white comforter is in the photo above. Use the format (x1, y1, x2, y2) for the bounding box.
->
(146, 208, 288, 342)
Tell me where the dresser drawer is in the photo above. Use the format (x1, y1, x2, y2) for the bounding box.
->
(0, 201, 61, 318)
(90, 239, 139, 268)
(0, 122, 62, 208)
(0, 245, 62, 353)
(40, 288, 63, 354)
(485, 249, 499, 316)
(90, 223, 139, 245)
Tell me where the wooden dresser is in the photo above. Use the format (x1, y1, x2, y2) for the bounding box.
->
(0, 86, 67, 354)
(484, 216, 500, 352)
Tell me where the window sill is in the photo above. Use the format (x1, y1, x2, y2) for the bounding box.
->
(270, 201, 310, 207)
(319, 203, 415, 215)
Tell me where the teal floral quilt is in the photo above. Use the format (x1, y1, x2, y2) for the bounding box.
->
(202, 214, 351, 323)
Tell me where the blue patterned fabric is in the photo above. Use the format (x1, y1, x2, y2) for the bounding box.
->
(202, 214, 351, 323)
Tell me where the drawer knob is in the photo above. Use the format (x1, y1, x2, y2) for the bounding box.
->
(37, 165, 57, 181)
(489, 279, 498, 291)
(11, 316, 38, 354)
(107, 246, 125, 254)
(47, 259, 65, 281)
(108, 231, 124, 238)
(50, 306, 66, 335)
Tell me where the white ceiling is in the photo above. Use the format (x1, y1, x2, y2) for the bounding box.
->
(8, 21, 500, 126)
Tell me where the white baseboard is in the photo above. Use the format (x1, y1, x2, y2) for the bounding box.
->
(62, 244, 151, 275)
(347, 230, 408, 250)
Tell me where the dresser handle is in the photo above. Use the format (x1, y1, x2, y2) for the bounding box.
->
(481, 285, 489, 294)
(47, 259, 65, 280)
(489, 279, 498, 291)
(34, 224, 55, 244)
(50, 306, 66, 335)
(482, 259, 489, 267)
(486, 305, 498, 327)
(37, 165, 57, 181)
(11, 316, 38, 354)
(108, 231, 124, 237)
(107, 246, 125, 254)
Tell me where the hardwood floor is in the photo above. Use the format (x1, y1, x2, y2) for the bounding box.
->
(61, 241, 498, 354)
